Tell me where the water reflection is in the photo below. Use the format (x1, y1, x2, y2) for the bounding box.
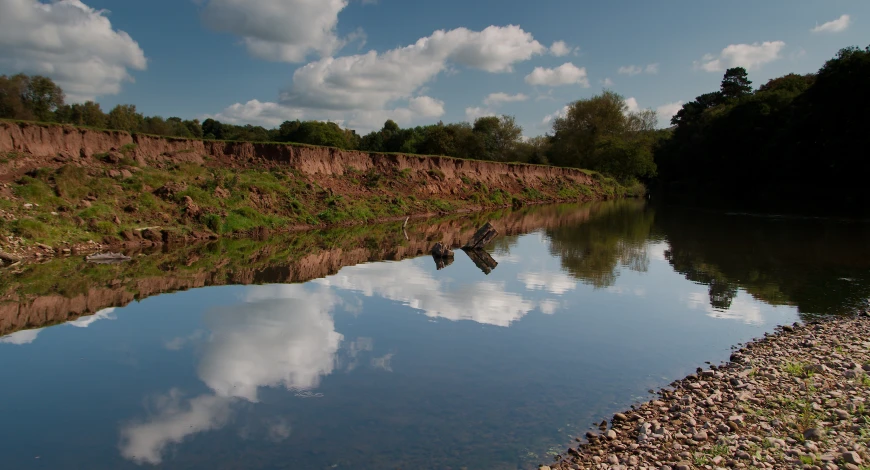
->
(1, 201, 869, 469)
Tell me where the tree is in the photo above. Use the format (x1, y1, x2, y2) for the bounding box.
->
(107, 104, 144, 132)
(547, 90, 658, 181)
(0, 74, 32, 120)
(720, 67, 752, 100)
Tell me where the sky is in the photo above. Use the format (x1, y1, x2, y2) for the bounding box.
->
(0, 1, 867, 135)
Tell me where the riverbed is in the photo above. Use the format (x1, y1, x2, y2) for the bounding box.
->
(1, 201, 868, 469)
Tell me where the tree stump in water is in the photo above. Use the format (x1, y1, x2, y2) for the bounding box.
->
(431, 242, 454, 258)
(463, 222, 498, 250)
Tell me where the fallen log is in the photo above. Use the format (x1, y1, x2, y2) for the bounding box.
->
(433, 255, 454, 271)
(86, 252, 132, 264)
(0, 252, 20, 264)
(463, 222, 498, 250)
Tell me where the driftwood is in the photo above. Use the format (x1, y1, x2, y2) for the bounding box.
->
(433, 255, 454, 271)
(464, 248, 499, 275)
(463, 222, 498, 250)
(431, 242, 454, 258)
(86, 252, 132, 264)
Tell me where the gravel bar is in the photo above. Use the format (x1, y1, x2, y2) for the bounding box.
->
(543, 315, 870, 470)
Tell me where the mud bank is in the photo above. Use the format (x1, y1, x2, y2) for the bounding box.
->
(0, 121, 631, 257)
(545, 315, 870, 470)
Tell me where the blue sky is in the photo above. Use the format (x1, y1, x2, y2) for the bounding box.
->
(0, 0, 868, 135)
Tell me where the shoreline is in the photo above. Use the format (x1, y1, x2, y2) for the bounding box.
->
(544, 315, 870, 470)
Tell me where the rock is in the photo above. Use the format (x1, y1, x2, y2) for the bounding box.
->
(834, 409, 850, 420)
(181, 196, 201, 218)
(154, 182, 188, 200)
(214, 186, 230, 199)
(0, 251, 20, 263)
(803, 428, 824, 441)
(842, 451, 863, 465)
(120, 169, 133, 179)
(613, 412, 628, 422)
(692, 430, 708, 441)
(141, 228, 163, 243)
(605, 430, 617, 440)
(675, 463, 691, 470)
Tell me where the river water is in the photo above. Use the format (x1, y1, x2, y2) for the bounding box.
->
(1, 201, 869, 469)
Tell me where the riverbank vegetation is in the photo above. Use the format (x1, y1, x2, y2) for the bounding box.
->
(2, 44, 868, 214)
(654, 45, 870, 213)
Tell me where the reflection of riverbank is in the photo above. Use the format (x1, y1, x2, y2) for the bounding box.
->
(0, 202, 624, 337)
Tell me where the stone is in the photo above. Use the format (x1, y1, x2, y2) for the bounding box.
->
(692, 430, 708, 441)
(605, 430, 617, 440)
(834, 409, 850, 420)
(842, 451, 863, 465)
(803, 428, 824, 441)
(613, 412, 628, 422)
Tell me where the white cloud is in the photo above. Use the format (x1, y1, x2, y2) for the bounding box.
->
(656, 101, 684, 123)
(538, 299, 560, 315)
(686, 292, 764, 325)
(625, 97, 640, 114)
(483, 92, 528, 106)
(549, 40, 576, 57)
(119, 390, 232, 465)
(541, 105, 570, 126)
(811, 14, 851, 33)
(618, 65, 642, 76)
(601, 77, 615, 87)
(696, 41, 786, 72)
(371, 353, 394, 372)
(197, 285, 343, 402)
(214, 25, 543, 133)
(618, 63, 659, 76)
(198, 0, 348, 62)
(518, 271, 577, 295)
(0, 328, 42, 345)
(317, 259, 536, 327)
(67, 307, 116, 328)
(525, 63, 589, 87)
(408, 95, 445, 118)
(0, 0, 147, 102)
(465, 106, 496, 121)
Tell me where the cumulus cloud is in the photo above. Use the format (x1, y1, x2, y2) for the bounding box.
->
(517, 271, 577, 295)
(408, 95, 445, 117)
(525, 63, 589, 87)
(198, 0, 348, 62)
(686, 292, 764, 325)
(465, 106, 496, 121)
(541, 105, 570, 126)
(0, 0, 147, 102)
(197, 285, 343, 402)
(696, 41, 786, 72)
(625, 97, 640, 114)
(656, 101, 684, 123)
(214, 25, 543, 133)
(483, 92, 528, 106)
(119, 390, 232, 465)
(601, 77, 615, 87)
(0, 328, 42, 345)
(549, 40, 577, 57)
(317, 259, 536, 327)
(618, 63, 659, 76)
(811, 14, 851, 33)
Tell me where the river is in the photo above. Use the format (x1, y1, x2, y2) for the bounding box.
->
(1, 201, 868, 469)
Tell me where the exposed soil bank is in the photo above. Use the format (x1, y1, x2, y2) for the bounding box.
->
(0, 202, 619, 337)
(0, 121, 632, 259)
(544, 315, 870, 470)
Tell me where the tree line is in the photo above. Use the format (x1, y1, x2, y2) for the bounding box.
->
(654, 44, 870, 213)
(2, 43, 868, 210)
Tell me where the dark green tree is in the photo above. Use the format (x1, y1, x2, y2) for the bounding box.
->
(720, 67, 752, 100)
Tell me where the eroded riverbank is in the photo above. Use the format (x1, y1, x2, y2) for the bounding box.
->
(0, 121, 634, 260)
(546, 315, 870, 470)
